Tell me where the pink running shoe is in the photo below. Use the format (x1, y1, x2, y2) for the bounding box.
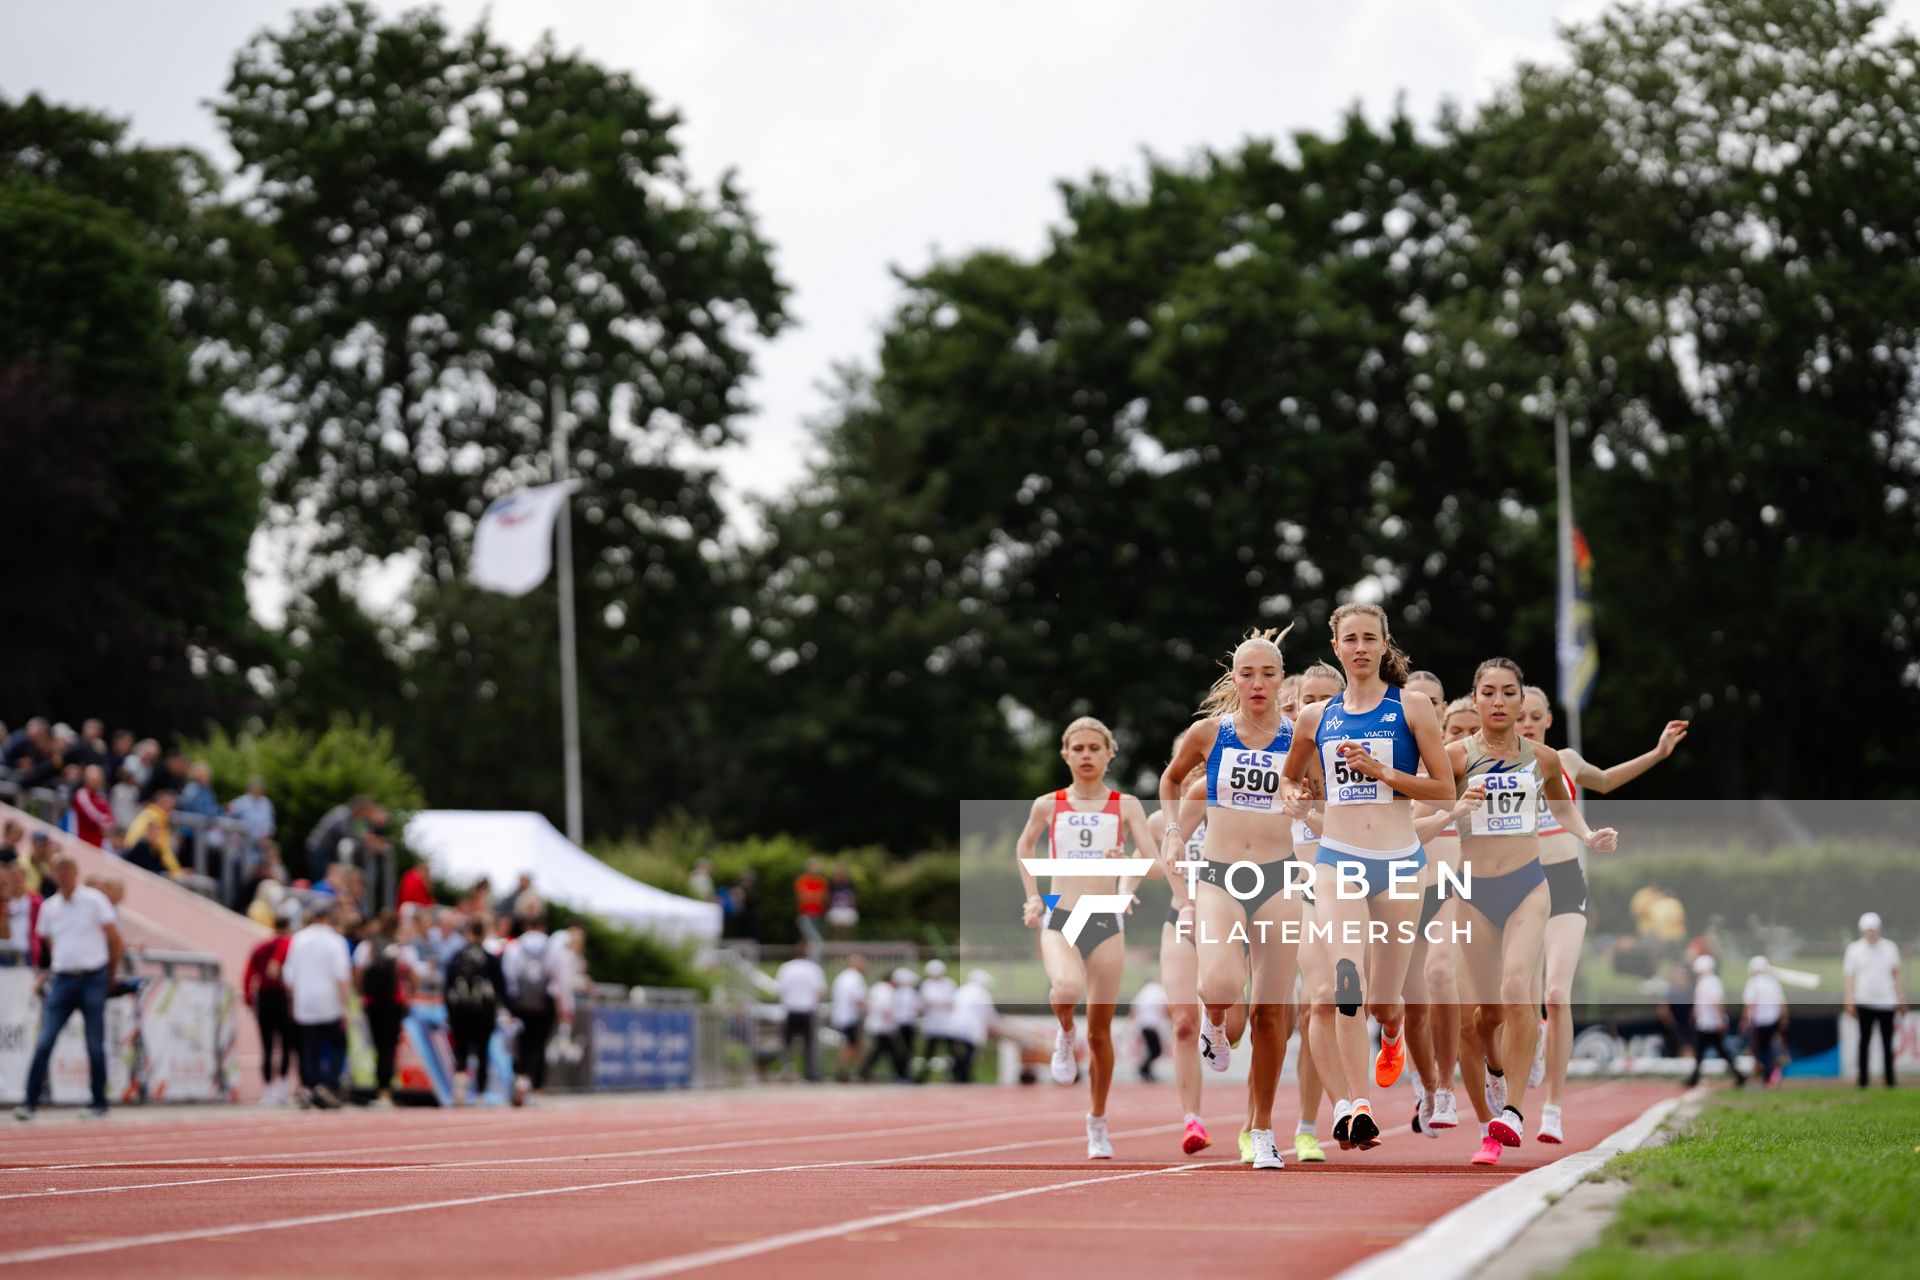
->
(1181, 1116, 1212, 1155)
(1471, 1135, 1504, 1166)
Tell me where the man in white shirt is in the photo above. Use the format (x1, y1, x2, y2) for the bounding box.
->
(774, 945, 828, 1082)
(283, 902, 353, 1109)
(859, 972, 904, 1081)
(1844, 912, 1905, 1088)
(503, 912, 572, 1104)
(828, 955, 868, 1082)
(917, 959, 959, 1082)
(950, 970, 1000, 1084)
(15, 854, 122, 1119)
(1742, 956, 1789, 1088)
(1685, 954, 1747, 1088)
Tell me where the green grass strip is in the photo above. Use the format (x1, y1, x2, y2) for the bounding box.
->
(1560, 1087, 1920, 1280)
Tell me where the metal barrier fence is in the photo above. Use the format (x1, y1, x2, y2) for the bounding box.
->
(0, 946, 231, 1106)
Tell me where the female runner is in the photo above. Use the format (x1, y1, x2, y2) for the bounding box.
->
(1159, 629, 1304, 1171)
(1443, 660, 1617, 1166)
(1143, 746, 1247, 1156)
(1516, 686, 1686, 1142)
(1406, 697, 1483, 1134)
(1282, 662, 1346, 1164)
(1280, 603, 1452, 1150)
(1016, 716, 1155, 1158)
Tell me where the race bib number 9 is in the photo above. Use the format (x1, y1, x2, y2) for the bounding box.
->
(1053, 811, 1120, 858)
(1323, 738, 1392, 805)
(1219, 748, 1283, 812)
(1468, 770, 1539, 837)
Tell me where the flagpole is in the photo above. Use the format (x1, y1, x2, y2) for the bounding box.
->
(1554, 410, 1584, 761)
(552, 382, 585, 845)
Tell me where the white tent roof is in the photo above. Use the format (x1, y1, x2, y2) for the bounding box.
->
(403, 810, 721, 946)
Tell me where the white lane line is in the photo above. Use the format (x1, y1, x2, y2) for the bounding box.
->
(559, 1163, 1209, 1280)
(0, 1118, 1191, 1265)
(0, 1107, 1071, 1202)
(1332, 1087, 1701, 1280)
(26, 1099, 1001, 1171)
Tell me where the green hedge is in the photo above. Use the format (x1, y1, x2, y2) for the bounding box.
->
(1586, 843, 1920, 942)
(542, 901, 711, 994)
(594, 824, 960, 946)
(183, 718, 424, 871)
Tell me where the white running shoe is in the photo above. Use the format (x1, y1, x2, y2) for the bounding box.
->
(1250, 1128, 1284, 1170)
(1529, 1023, 1547, 1088)
(1418, 1087, 1439, 1139)
(1428, 1087, 1460, 1129)
(1539, 1103, 1564, 1144)
(1051, 1028, 1078, 1085)
(1086, 1114, 1114, 1159)
(1488, 1106, 1525, 1147)
(1199, 1016, 1230, 1073)
(1485, 1070, 1508, 1116)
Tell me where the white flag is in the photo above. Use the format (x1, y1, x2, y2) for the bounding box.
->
(470, 480, 582, 597)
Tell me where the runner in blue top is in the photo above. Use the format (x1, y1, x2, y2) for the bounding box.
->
(1158, 627, 1304, 1171)
(1279, 602, 1452, 1151)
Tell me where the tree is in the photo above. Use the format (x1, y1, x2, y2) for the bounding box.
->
(217, 1, 787, 581)
(1429, 0, 1920, 795)
(0, 96, 262, 732)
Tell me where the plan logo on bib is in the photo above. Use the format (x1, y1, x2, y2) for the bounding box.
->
(1019, 857, 1155, 944)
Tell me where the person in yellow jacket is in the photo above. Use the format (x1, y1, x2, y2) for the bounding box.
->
(123, 790, 186, 879)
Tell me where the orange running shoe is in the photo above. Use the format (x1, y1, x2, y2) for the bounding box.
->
(1181, 1115, 1212, 1155)
(1374, 1031, 1405, 1089)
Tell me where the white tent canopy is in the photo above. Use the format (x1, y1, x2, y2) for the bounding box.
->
(404, 810, 721, 946)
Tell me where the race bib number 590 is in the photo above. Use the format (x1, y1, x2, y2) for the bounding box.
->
(1220, 749, 1282, 811)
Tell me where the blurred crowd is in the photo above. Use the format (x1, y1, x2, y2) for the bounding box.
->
(768, 948, 1000, 1084)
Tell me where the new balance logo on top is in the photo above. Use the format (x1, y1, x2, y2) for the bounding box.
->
(1381, 713, 1398, 723)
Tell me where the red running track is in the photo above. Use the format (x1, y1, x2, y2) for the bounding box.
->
(0, 1079, 1674, 1279)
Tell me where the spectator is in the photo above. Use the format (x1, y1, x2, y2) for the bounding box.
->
(122, 791, 188, 881)
(283, 901, 353, 1109)
(503, 911, 570, 1105)
(772, 944, 828, 1083)
(1685, 954, 1747, 1088)
(444, 917, 505, 1106)
(510, 873, 543, 924)
(723, 869, 758, 941)
(105, 729, 136, 784)
(227, 777, 276, 866)
(826, 861, 859, 937)
(14, 853, 124, 1120)
(686, 857, 716, 903)
(950, 970, 1000, 1084)
(247, 878, 290, 930)
(245, 910, 298, 1105)
(69, 764, 115, 849)
(1742, 956, 1790, 1088)
(1132, 978, 1170, 1082)
(891, 966, 921, 1069)
(141, 748, 189, 803)
(303, 795, 390, 884)
(126, 739, 161, 790)
(917, 960, 960, 1082)
(0, 862, 42, 968)
(23, 831, 57, 896)
(1844, 911, 1905, 1089)
(109, 763, 143, 832)
(0, 717, 50, 772)
(563, 925, 591, 999)
(860, 970, 908, 1082)
(397, 863, 435, 913)
(355, 910, 412, 1107)
(235, 840, 289, 916)
(793, 858, 829, 944)
(1, 819, 25, 866)
(79, 719, 108, 765)
(829, 955, 868, 1082)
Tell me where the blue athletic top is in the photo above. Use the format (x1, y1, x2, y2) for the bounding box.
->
(1205, 715, 1292, 812)
(1311, 685, 1421, 806)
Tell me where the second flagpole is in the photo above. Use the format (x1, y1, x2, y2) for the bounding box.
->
(553, 381, 585, 845)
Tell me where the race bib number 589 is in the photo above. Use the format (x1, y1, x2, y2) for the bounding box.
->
(1323, 738, 1392, 805)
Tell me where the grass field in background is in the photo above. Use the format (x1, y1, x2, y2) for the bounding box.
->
(1560, 1087, 1920, 1279)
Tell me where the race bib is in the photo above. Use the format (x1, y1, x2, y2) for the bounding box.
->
(1053, 810, 1120, 858)
(1186, 821, 1207, 860)
(1322, 738, 1393, 806)
(1291, 819, 1316, 847)
(1468, 769, 1539, 837)
(1218, 748, 1284, 812)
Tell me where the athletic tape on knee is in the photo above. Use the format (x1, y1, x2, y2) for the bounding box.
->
(1336, 958, 1362, 1018)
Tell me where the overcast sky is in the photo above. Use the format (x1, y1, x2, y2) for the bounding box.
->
(9, 0, 1917, 621)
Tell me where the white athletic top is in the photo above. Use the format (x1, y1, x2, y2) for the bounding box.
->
(829, 967, 867, 1027)
(1743, 974, 1786, 1025)
(1845, 938, 1903, 1008)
